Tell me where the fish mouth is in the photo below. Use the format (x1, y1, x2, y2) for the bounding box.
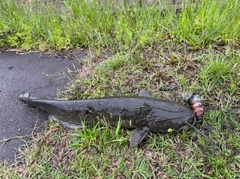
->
(192, 116, 197, 126)
(182, 116, 197, 131)
(188, 116, 197, 126)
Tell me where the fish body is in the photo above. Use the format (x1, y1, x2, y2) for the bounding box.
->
(19, 92, 195, 147)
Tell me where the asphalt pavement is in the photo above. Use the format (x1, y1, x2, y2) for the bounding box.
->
(0, 50, 86, 163)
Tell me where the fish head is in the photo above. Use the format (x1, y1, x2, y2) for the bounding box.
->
(145, 107, 196, 133)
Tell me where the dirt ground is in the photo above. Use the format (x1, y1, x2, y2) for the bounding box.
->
(0, 50, 86, 163)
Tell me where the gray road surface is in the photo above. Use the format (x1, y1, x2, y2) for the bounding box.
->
(0, 50, 86, 163)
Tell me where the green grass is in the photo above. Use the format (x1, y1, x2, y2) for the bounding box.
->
(1, 0, 240, 50)
(0, 0, 240, 178)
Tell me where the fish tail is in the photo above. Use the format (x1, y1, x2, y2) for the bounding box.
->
(19, 92, 37, 103)
(19, 92, 30, 103)
(19, 93, 52, 113)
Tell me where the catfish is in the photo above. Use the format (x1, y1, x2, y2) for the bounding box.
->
(19, 90, 196, 147)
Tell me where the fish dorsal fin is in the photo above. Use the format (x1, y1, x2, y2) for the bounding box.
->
(129, 127, 150, 147)
(138, 89, 151, 97)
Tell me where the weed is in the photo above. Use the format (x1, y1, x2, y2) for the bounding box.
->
(172, 0, 240, 49)
(1, 0, 240, 50)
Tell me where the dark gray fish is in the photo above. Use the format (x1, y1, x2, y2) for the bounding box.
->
(19, 90, 195, 147)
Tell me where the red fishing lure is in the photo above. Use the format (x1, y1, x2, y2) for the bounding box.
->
(190, 95, 204, 122)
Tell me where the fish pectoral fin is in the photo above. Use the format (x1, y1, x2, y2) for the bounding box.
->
(129, 127, 150, 148)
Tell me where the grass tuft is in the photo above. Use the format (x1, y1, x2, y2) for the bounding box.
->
(1, 0, 240, 50)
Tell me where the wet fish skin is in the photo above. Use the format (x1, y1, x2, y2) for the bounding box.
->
(19, 96, 194, 130)
(19, 93, 195, 147)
